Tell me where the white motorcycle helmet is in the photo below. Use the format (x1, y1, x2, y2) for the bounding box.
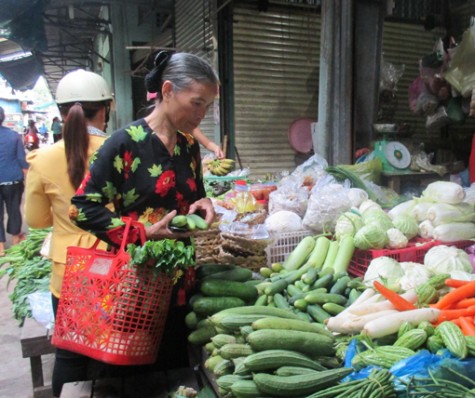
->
(55, 69, 113, 104)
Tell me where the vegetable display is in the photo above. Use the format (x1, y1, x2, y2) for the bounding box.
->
(0, 228, 52, 326)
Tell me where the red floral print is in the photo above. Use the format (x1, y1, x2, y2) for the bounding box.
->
(155, 170, 176, 196)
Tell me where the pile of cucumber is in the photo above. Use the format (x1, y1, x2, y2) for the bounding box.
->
(199, 305, 352, 398)
(254, 235, 367, 325)
(186, 264, 260, 346)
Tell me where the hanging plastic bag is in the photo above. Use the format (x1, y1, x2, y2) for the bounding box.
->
(444, 24, 475, 97)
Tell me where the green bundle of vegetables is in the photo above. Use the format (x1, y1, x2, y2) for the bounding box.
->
(127, 239, 195, 276)
(0, 228, 52, 326)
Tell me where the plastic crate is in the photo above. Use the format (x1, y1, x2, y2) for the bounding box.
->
(348, 238, 437, 278)
(266, 230, 312, 265)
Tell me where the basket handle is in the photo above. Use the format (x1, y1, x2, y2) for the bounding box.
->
(118, 217, 147, 252)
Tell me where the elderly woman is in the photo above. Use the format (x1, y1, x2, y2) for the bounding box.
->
(69, 52, 219, 373)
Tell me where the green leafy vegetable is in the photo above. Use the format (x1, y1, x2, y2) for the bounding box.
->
(127, 239, 195, 276)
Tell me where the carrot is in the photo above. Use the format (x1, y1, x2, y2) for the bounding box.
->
(435, 280, 475, 309)
(455, 297, 475, 309)
(438, 305, 475, 321)
(372, 281, 417, 311)
(459, 316, 475, 336)
(445, 279, 470, 288)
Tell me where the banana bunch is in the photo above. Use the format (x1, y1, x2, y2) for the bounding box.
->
(206, 158, 235, 176)
(170, 213, 209, 231)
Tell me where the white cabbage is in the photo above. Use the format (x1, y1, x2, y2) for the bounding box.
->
(363, 256, 404, 292)
(424, 245, 473, 274)
(386, 228, 408, 249)
(334, 211, 364, 241)
(265, 210, 303, 233)
(418, 220, 435, 239)
(354, 224, 388, 250)
(421, 181, 465, 205)
(392, 214, 419, 239)
(399, 262, 433, 291)
(388, 199, 416, 220)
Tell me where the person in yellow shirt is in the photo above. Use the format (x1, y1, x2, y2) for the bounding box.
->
(24, 69, 114, 397)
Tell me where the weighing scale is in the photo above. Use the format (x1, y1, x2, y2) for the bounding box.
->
(372, 124, 412, 173)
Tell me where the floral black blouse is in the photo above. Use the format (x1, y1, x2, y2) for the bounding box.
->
(69, 118, 206, 246)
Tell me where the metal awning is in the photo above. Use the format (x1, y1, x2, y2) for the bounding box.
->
(0, 0, 173, 94)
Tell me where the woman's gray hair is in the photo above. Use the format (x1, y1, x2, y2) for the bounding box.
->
(145, 52, 219, 101)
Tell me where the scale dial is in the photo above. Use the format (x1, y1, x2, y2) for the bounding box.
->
(384, 141, 411, 169)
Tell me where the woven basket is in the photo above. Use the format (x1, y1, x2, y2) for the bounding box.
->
(193, 229, 221, 265)
(218, 232, 271, 272)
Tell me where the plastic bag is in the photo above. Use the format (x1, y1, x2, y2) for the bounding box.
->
(302, 176, 352, 233)
(27, 291, 54, 330)
(380, 56, 405, 92)
(408, 77, 440, 116)
(444, 24, 475, 97)
(268, 181, 310, 217)
(391, 349, 475, 393)
(425, 106, 451, 130)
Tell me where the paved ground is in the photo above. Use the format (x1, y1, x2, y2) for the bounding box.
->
(0, 218, 53, 398)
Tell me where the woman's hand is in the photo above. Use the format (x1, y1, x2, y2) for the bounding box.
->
(145, 210, 190, 240)
(188, 198, 215, 226)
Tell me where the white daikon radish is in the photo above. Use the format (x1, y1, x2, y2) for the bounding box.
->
(362, 308, 440, 338)
(348, 290, 417, 316)
(326, 310, 398, 335)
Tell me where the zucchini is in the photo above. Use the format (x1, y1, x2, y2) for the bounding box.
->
(306, 235, 331, 269)
(216, 374, 246, 392)
(254, 294, 268, 306)
(321, 240, 339, 270)
(213, 358, 234, 376)
(283, 236, 316, 271)
(304, 292, 347, 306)
(204, 354, 224, 372)
(200, 279, 258, 302)
(322, 302, 345, 316)
(253, 368, 353, 397)
(187, 323, 216, 345)
(273, 293, 291, 309)
(243, 349, 326, 372)
(275, 366, 320, 376)
(293, 298, 308, 311)
(302, 267, 319, 285)
(211, 305, 301, 320)
(312, 274, 334, 289)
(306, 304, 331, 323)
(251, 316, 334, 338)
(197, 263, 237, 278)
(329, 275, 351, 295)
(230, 379, 265, 398)
(192, 296, 246, 316)
(219, 343, 254, 359)
(247, 329, 335, 357)
(184, 311, 200, 330)
(211, 333, 237, 348)
(204, 266, 253, 282)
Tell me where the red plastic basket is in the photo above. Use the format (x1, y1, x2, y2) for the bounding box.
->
(348, 238, 437, 278)
(52, 218, 174, 366)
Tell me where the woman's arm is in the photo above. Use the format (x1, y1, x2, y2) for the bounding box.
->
(193, 127, 224, 158)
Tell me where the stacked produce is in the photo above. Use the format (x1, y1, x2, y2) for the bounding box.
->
(0, 228, 52, 325)
(389, 180, 475, 242)
(186, 264, 258, 346)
